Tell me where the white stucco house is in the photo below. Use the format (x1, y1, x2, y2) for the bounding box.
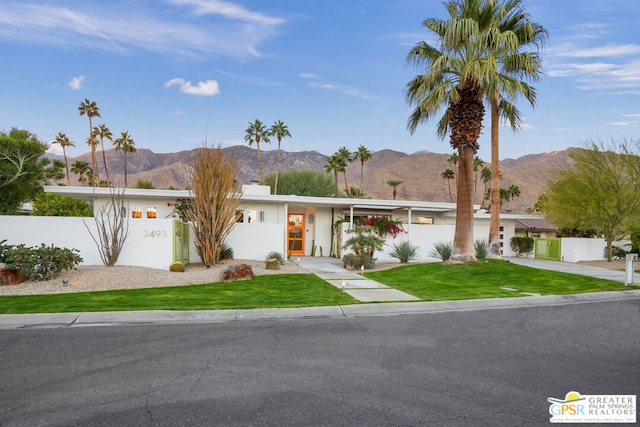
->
(0, 184, 546, 270)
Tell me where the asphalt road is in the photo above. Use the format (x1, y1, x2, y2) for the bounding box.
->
(1, 300, 638, 426)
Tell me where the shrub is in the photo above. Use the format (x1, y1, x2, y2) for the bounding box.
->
(217, 242, 234, 261)
(266, 251, 285, 265)
(474, 239, 489, 259)
(1, 242, 83, 281)
(510, 237, 534, 256)
(429, 241, 453, 261)
(31, 193, 93, 217)
(390, 240, 419, 263)
(607, 244, 630, 260)
(169, 261, 186, 272)
(342, 253, 375, 270)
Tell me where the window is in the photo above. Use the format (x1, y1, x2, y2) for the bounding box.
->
(246, 210, 257, 224)
(235, 210, 244, 223)
(416, 216, 434, 224)
(131, 206, 142, 219)
(146, 206, 157, 219)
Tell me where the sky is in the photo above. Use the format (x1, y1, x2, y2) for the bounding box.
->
(2, 0, 640, 161)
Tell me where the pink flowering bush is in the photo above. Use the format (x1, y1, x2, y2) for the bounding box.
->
(354, 216, 405, 238)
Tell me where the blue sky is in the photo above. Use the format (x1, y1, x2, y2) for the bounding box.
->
(2, 0, 640, 161)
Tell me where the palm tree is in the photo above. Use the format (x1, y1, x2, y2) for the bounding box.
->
(507, 183, 521, 212)
(268, 120, 291, 195)
(53, 132, 75, 185)
(244, 119, 270, 184)
(353, 145, 372, 195)
(335, 147, 352, 193)
(480, 167, 492, 208)
(70, 160, 91, 186)
(78, 99, 101, 186)
(113, 131, 136, 187)
(441, 168, 455, 202)
(323, 154, 341, 187)
(405, 0, 545, 261)
(473, 155, 484, 200)
(92, 124, 113, 184)
(386, 180, 404, 200)
(447, 152, 458, 167)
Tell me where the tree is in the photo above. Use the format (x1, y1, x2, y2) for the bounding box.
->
(386, 179, 404, 200)
(473, 155, 484, 201)
(92, 124, 113, 183)
(480, 167, 492, 207)
(353, 145, 372, 195)
(507, 183, 521, 212)
(31, 193, 92, 217)
(0, 128, 64, 214)
(335, 146, 352, 193)
(134, 179, 155, 189)
(481, 0, 547, 259)
(244, 119, 270, 184)
(264, 169, 339, 197)
(53, 132, 75, 185)
(441, 168, 455, 202)
(70, 160, 91, 186)
(78, 99, 101, 186)
(405, 0, 545, 262)
(268, 120, 291, 195)
(447, 152, 458, 167)
(323, 154, 341, 187)
(545, 139, 640, 261)
(113, 131, 136, 187)
(184, 143, 242, 265)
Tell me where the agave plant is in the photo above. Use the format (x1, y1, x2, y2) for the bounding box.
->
(428, 241, 453, 261)
(390, 240, 419, 263)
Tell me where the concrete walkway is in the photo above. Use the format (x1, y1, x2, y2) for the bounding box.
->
(505, 256, 631, 283)
(297, 257, 420, 302)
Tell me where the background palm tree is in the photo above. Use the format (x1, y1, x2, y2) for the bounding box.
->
(78, 99, 101, 187)
(353, 145, 372, 195)
(53, 132, 75, 185)
(113, 131, 136, 187)
(335, 146, 352, 193)
(441, 168, 455, 202)
(70, 160, 91, 186)
(92, 124, 113, 184)
(244, 119, 270, 184)
(508, 184, 521, 212)
(386, 179, 404, 200)
(268, 120, 291, 195)
(473, 155, 484, 201)
(323, 154, 341, 187)
(447, 152, 458, 168)
(480, 167, 492, 208)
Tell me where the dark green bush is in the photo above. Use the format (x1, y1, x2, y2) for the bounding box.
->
(266, 251, 285, 265)
(217, 242, 234, 262)
(510, 236, 534, 256)
(342, 253, 375, 270)
(1, 241, 83, 281)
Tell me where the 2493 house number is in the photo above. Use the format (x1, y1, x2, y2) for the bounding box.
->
(143, 230, 168, 238)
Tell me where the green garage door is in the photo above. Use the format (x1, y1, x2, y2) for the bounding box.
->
(534, 238, 561, 261)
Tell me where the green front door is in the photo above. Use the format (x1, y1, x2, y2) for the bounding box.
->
(173, 220, 190, 264)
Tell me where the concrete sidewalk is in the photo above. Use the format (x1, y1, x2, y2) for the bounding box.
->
(505, 256, 631, 283)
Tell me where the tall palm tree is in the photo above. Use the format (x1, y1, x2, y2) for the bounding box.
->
(507, 183, 521, 212)
(353, 145, 372, 195)
(53, 132, 75, 185)
(405, 0, 545, 261)
(441, 168, 455, 202)
(447, 152, 458, 167)
(386, 180, 404, 200)
(480, 167, 492, 208)
(268, 120, 291, 195)
(335, 146, 352, 193)
(78, 99, 101, 186)
(323, 154, 341, 187)
(473, 155, 484, 201)
(113, 131, 136, 187)
(244, 119, 270, 184)
(92, 124, 113, 184)
(70, 160, 91, 186)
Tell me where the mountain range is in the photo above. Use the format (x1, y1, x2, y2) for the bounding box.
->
(57, 146, 571, 213)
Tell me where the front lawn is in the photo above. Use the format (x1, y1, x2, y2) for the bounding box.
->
(0, 274, 358, 314)
(365, 259, 635, 301)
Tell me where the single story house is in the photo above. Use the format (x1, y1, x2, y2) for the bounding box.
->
(0, 184, 548, 269)
(515, 218, 558, 238)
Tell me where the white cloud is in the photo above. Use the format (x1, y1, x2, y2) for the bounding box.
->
(165, 78, 220, 96)
(610, 121, 637, 127)
(68, 75, 84, 90)
(0, 1, 284, 59)
(298, 73, 321, 79)
(554, 43, 640, 58)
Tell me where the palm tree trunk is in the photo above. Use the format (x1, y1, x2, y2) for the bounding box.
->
(101, 139, 109, 184)
(274, 139, 281, 195)
(124, 152, 128, 188)
(488, 94, 502, 258)
(451, 146, 476, 261)
(63, 149, 70, 186)
(256, 141, 263, 184)
(448, 180, 452, 202)
(343, 172, 349, 193)
(359, 160, 364, 192)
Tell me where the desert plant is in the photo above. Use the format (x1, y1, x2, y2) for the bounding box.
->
(429, 241, 453, 261)
(84, 187, 129, 266)
(510, 236, 534, 256)
(218, 242, 234, 262)
(390, 240, 419, 263)
(1, 242, 82, 281)
(342, 253, 375, 270)
(266, 251, 285, 265)
(474, 239, 489, 259)
(169, 261, 186, 272)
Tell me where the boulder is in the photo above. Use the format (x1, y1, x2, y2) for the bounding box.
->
(0, 266, 26, 286)
(219, 264, 254, 282)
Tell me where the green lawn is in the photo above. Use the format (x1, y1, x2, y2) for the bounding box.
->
(0, 274, 358, 314)
(365, 259, 636, 301)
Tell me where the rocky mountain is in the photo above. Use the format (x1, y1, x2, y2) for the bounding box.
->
(58, 146, 573, 213)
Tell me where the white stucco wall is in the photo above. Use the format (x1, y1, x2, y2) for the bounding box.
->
(560, 238, 607, 262)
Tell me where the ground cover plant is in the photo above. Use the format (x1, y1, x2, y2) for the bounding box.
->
(364, 260, 635, 301)
(0, 274, 357, 314)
